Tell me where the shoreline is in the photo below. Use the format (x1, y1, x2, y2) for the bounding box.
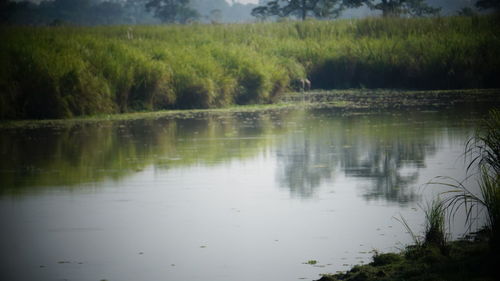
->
(1, 88, 499, 129)
(317, 236, 496, 281)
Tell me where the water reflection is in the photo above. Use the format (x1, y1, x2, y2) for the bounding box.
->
(0, 111, 288, 194)
(0, 108, 480, 204)
(275, 111, 471, 203)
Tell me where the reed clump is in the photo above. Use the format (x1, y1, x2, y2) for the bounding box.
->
(319, 110, 500, 281)
(441, 109, 500, 250)
(1, 16, 499, 119)
(423, 199, 448, 251)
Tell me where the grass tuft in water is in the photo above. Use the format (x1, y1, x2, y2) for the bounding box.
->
(423, 199, 448, 251)
(438, 109, 500, 249)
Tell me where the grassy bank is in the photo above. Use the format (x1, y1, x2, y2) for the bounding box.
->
(1, 16, 500, 119)
(318, 238, 496, 281)
(2, 89, 499, 129)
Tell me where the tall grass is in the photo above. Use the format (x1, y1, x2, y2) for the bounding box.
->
(396, 198, 448, 254)
(1, 16, 500, 119)
(423, 199, 447, 250)
(439, 109, 500, 249)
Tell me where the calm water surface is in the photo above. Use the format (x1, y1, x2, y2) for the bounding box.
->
(0, 107, 488, 281)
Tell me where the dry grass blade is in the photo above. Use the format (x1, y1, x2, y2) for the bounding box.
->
(394, 214, 422, 247)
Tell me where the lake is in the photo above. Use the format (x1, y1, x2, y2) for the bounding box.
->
(0, 106, 490, 281)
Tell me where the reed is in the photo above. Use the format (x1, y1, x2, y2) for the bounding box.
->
(439, 110, 500, 249)
(423, 199, 447, 250)
(1, 15, 499, 119)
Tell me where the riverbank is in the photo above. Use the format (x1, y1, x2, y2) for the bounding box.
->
(2, 16, 500, 119)
(317, 232, 497, 281)
(1, 88, 499, 129)
(318, 109, 500, 281)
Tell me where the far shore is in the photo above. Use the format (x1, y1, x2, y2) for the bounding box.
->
(1, 88, 499, 129)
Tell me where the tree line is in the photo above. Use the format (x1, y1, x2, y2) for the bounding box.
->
(252, 0, 499, 20)
(0, 0, 257, 25)
(1, 0, 499, 26)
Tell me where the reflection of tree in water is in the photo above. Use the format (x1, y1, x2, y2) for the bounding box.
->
(276, 113, 445, 203)
(343, 139, 435, 204)
(276, 135, 337, 198)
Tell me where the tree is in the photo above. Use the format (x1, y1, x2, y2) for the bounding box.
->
(405, 0, 441, 17)
(209, 9, 223, 23)
(457, 7, 477, 16)
(124, 0, 158, 24)
(370, 0, 406, 17)
(344, 0, 440, 17)
(475, 0, 500, 11)
(146, 0, 199, 24)
(251, 0, 345, 21)
(1, 0, 15, 23)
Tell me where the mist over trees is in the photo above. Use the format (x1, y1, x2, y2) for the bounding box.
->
(0, 0, 495, 26)
(0, 0, 158, 25)
(343, 0, 441, 17)
(475, 0, 500, 11)
(251, 0, 346, 21)
(146, 0, 199, 23)
(251, 0, 441, 20)
(0, 0, 259, 25)
(190, 0, 258, 23)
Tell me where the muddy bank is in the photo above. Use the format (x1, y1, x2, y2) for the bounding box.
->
(1, 89, 499, 129)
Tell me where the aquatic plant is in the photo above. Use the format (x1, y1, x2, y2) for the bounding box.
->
(439, 109, 500, 249)
(395, 198, 448, 254)
(423, 199, 447, 250)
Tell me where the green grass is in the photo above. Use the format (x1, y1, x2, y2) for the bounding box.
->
(1, 16, 500, 119)
(394, 198, 448, 257)
(439, 109, 500, 250)
(423, 199, 448, 251)
(319, 239, 496, 281)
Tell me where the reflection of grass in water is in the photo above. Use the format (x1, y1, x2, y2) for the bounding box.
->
(0, 107, 488, 199)
(0, 112, 289, 195)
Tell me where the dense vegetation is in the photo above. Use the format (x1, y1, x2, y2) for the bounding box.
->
(1, 15, 500, 119)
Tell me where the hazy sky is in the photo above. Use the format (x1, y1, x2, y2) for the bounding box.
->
(232, 0, 258, 4)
